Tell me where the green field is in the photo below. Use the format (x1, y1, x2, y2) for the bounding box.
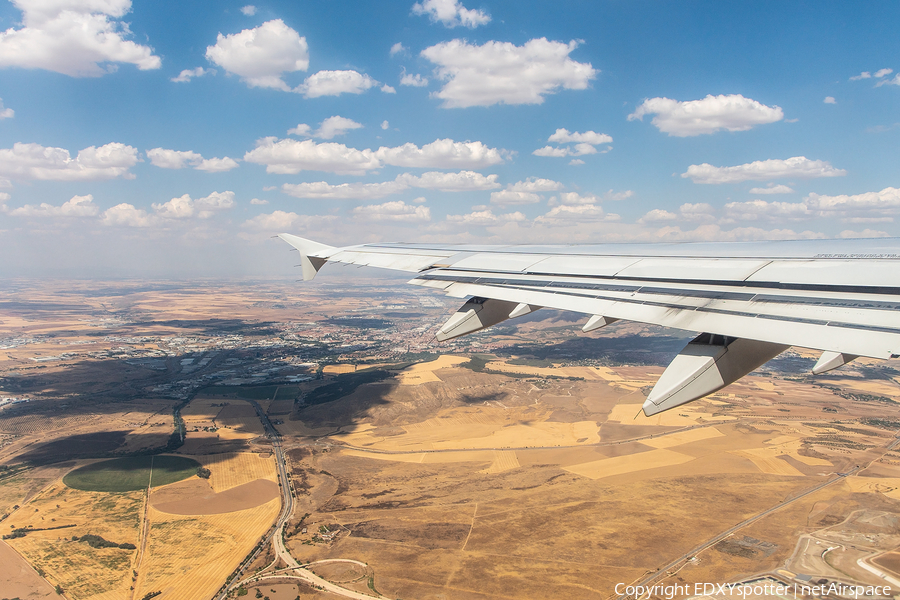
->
(63, 456, 201, 492)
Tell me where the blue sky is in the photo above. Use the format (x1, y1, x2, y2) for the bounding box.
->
(1, 0, 899, 277)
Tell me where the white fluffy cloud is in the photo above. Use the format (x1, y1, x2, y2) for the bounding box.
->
(244, 138, 381, 175)
(390, 42, 407, 56)
(8, 194, 99, 217)
(490, 177, 563, 205)
(242, 210, 338, 231)
(807, 187, 900, 213)
(536, 204, 611, 224)
(411, 0, 490, 28)
(282, 180, 405, 200)
(628, 94, 784, 137)
(245, 137, 508, 175)
(851, 68, 893, 81)
(353, 200, 431, 222)
(400, 70, 429, 87)
(282, 170, 499, 199)
(152, 191, 235, 219)
(446, 209, 526, 226)
(749, 184, 795, 194)
(377, 138, 507, 168)
(0, 0, 160, 77)
(823, 96, 836, 104)
(682, 156, 846, 184)
(296, 70, 379, 98)
(205, 19, 308, 91)
(147, 148, 239, 172)
(534, 128, 612, 157)
(490, 190, 542, 205)
(101, 203, 157, 227)
(552, 191, 600, 206)
(0, 142, 138, 181)
(547, 129, 612, 145)
(289, 116, 363, 139)
(397, 170, 499, 190)
(876, 74, 900, 87)
(241, 5, 257, 16)
(250, 198, 268, 205)
(723, 199, 811, 221)
(171, 67, 214, 83)
(421, 38, 596, 108)
(0, 98, 13, 119)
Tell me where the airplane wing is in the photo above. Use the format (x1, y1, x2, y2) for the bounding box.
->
(278, 233, 900, 416)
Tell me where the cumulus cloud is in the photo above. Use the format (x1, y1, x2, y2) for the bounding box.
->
(381, 84, 396, 94)
(376, 138, 508, 168)
(147, 148, 238, 172)
(638, 209, 678, 224)
(749, 184, 795, 194)
(0, 98, 13, 119)
(536, 204, 612, 224)
(390, 42, 407, 56)
(0, 142, 138, 181)
(722, 199, 811, 222)
(569, 159, 584, 166)
(205, 20, 308, 91)
(282, 180, 406, 200)
(152, 191, 236, 219)
(446, 209, 526, 226)
(400, 69, 428, 87)
(679, 202, 716, 222)
(628, 94, 783, 137)
(244, 137, 381, 175)
(171, 67, 214, 83)
(8, 194, 99, 217)
(490, 177, 563, 205)
(282, 170, 499, 199)
(353, 200, 431, 222)
(876, 74, 900, 87)
(547, 128, 612, 145)
(245, 137, 507, 175)
(397, 170, 499, 190)
(421, 38, 596, 108)
(101, 203, 157, 227)
(381, 120, 389, 130)
(289, 116, 363, 140)
(242, 210, 338, 231)
(296, 70, 379, 98)
(682, 156, 846, 184)
(490, 190, 542, 205)
(241, 5, 257, 15)
(0, 0, 160, 77)
(852, 68, 893, 81)
(532, 146, 569, 157)
(550, 191, 599, 206)
(250, 198, 268, 205)
(534, 128, 612, 157)
(411, 0, 490, 28)
(823, 96, 836, 104)
(807, 187, 900, 213)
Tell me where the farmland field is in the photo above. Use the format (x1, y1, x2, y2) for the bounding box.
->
(63, 456, 201, 492)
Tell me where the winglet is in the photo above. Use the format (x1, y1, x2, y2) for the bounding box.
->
(278, 233, 336, 281)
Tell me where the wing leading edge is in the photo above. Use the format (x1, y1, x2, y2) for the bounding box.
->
(277, 234, 900, 415)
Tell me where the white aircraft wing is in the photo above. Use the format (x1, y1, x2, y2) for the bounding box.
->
(278, 233, 900, 416)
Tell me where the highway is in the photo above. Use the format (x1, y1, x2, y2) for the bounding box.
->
(215, 397, 293, 600)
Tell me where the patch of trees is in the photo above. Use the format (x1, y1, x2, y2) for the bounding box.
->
(3, 523, 75, 539)
(197, 467, 211, 479)
(140, 592, 162, 600)
(72, 534, 136, 550)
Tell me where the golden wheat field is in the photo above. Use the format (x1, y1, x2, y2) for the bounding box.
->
(200, 451, 277, 493)
(133, 497, 281, 599)
(5, 481, 143, 600)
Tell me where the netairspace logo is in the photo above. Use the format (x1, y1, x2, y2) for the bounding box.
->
(614, 582, 894, 599)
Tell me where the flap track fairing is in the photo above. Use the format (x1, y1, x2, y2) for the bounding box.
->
(642, 333, 789, 416)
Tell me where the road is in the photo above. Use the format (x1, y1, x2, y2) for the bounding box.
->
(215, 397, 293, 600)
(617, 432, 900, 600)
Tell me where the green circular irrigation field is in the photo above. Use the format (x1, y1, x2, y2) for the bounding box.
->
(63, 456, 201, 492)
